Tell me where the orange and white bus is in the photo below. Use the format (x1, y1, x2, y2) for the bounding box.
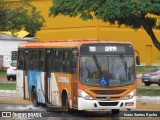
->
(16, 40, 140, 113)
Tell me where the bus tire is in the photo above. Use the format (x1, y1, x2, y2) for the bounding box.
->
(62, 94, 70, 113)
(32, 88, 38, 107)
(7, 76, 10, 81)
(145, 83, 150, 86)
(158, 80, 160, 86)
(111, 109, 120, 115)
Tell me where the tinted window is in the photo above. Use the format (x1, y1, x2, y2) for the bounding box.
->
(31, 50, 39, 70)
(17, 49, 24, 70)
(53, 50, 63, 72)
(39, 49, 46, 71)
(63, 50, 72, 73)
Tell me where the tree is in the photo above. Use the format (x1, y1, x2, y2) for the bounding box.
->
(0, 0, 45, 36)
(49, 0, 160, 50)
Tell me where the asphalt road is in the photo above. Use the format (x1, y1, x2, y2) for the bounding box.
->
(0, 103, 159, 120)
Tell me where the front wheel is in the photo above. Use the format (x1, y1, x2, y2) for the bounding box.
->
(111, 109, 120, 115)
(32, 88, 38, 107)
(145, 83, 150, 86)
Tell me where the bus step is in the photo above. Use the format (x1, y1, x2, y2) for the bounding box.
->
(46, 103, 62, 111)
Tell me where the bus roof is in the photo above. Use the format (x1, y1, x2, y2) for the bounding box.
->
(18, 40, 133, 49)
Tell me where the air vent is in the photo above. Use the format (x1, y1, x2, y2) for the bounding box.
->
(99, 102, 119, 106)
(91, 89, 126, 95)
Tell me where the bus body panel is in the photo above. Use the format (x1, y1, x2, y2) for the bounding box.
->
(24, 75, 29, 99)
(49, 73, 60, 105)
(16, 70, 24, 98)
(78, 96, 136, 110)
(53, 73, 73, 107)
(16, 40, 137, 111)
(28, 71, 45, 103)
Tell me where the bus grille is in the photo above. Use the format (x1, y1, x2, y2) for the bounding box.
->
(98, 102, 119, 106)
(91, 90, 126, 95)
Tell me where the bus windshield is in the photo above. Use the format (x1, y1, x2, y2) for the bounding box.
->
(80, 55, 135, 87)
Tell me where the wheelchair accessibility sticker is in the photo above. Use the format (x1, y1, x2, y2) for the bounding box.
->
(100, 77, 109, 86)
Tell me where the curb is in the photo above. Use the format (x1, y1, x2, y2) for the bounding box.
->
(0, 90, 20, 98)
(137, 96, 160, 101)
(136, 74, 142, 79)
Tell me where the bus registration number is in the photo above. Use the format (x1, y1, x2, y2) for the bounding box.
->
(58, 77, 69, 83)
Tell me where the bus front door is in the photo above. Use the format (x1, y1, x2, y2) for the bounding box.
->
(45, 49, 52, 104)
(24, 49, 30, 99)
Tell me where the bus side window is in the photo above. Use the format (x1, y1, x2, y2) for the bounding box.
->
(72, 49, 78, 75)
(39, 49, 46, 71)
(31, 50, 39, 70)
(24, 49, 31, 74)
(63, 49, 72, 73)
(53, 49, 63, 72)
(17, 49, 24, 70)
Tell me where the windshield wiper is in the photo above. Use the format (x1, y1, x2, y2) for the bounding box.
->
(120, 54, 128, 78)
(92, 54, 102, 78)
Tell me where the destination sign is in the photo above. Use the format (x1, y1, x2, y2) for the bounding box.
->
(81, 43, 134, 55)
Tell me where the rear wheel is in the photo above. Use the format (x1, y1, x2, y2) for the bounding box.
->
(62, 94, 70, 113)
(32, 88, 38, 107)
(7, 76, 10, 81)
(145, 83, 150, 86)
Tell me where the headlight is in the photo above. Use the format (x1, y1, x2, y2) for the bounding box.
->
(78, 89, 93, 100)
(123, 89, 136, 100)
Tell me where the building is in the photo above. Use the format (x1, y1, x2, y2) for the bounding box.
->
(5, 0, 160, 66)
(0, 33, 37, 70)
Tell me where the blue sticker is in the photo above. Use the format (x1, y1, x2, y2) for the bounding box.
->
(100, 77, 109, 86)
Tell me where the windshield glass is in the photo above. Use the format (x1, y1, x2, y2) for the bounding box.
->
(80, 55, 135, 87)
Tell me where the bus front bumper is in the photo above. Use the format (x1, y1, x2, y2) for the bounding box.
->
(78, 96, 136, 110)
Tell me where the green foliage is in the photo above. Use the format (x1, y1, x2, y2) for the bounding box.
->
(136, 66, 159, 73)
(50, 0, 160, 29)
(0, 0, 45, 35)
(49, 0, 160, 50)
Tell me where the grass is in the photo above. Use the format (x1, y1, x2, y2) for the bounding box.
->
(136, 66, 160, 74)
(137, 88, 160, 96)
(0, 72, 6, 76)
(0, 83, 16, 90)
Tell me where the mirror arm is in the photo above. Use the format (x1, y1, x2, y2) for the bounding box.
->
(134, 49, 139, 56)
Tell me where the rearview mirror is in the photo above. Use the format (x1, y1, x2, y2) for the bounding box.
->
(136, 56, 140, 65)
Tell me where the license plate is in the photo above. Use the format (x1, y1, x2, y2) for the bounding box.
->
(144, 79, 148, 82)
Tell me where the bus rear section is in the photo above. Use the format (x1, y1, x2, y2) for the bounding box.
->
(16, 41, 139, 113)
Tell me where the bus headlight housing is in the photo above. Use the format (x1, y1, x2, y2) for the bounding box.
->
(123, 89, 136, 100)
(78, 89, 93, 100)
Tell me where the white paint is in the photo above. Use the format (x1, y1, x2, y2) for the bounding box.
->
(78, 96, 136, 110)
(51, 73, 60, 106)
(24, 76, 29, 99)
(58, 77, 69, 83)
(89, 46, 96, 52)
(137, 96, 160, 101)
(105, 46, 117, 52)
(37, 72, 45, 103)
(16, 70, 24, 98)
